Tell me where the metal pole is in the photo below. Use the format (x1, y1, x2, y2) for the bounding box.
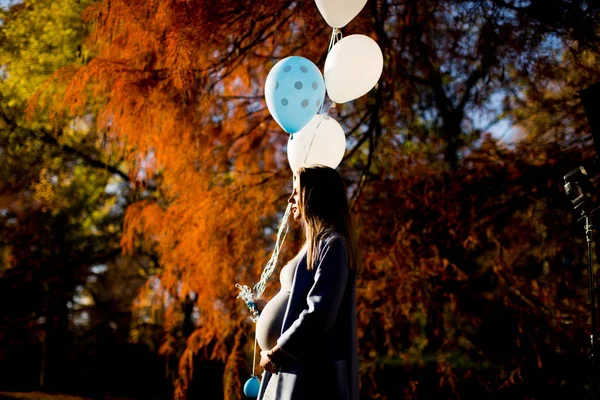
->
(584, 211, 597, 391)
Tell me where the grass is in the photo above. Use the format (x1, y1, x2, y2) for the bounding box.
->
(0, 393, 132, 400)
(0, 394, 91, 400)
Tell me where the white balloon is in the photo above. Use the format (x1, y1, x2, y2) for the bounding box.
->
(315, 0, 368, 28)
(287, 114, 346, 172)
(324, 34, 383, 104)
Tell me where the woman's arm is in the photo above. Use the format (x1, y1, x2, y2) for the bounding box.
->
(274, 235, 349, 361)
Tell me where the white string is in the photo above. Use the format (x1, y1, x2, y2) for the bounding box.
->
(236, 203, 291, 323)
(327, 27, 342, 53)
(252, 331, 257, 376)
(320, 28, 343, 115)
(302, 113, 326, 166)
(253, 202, 291, 298)
(298, 27, 343, 169)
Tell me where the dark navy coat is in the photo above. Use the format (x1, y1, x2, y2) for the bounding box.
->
(257, 233, 359, 400)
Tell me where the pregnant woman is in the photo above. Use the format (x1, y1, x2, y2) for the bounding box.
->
(254, 165, 360, 400)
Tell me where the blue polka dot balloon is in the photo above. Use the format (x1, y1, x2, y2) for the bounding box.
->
(243, 375, 261, 398)
(264, 56, 325, 134)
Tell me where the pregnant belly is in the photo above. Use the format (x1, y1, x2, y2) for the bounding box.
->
(256, 291, 290, 351)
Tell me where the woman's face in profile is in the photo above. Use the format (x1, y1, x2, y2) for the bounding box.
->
(288, 175, 301, 221)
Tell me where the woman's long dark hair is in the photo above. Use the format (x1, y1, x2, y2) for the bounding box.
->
(297, 165, 360, 272)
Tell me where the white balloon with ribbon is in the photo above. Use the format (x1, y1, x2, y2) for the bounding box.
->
(315, 0, 368, 28)
(287, 114, 346, 172)
(324, 34, 383, 104)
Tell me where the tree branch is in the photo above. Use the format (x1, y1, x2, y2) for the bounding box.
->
(37, 129, 131, 182)
(0, 109, 136, 185)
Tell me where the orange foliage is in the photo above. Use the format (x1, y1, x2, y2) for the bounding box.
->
(28, 0, 600, 398)
(36, 1, 332, 397)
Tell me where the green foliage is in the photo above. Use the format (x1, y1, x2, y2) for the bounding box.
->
(0, 0, 157, 396)
(0, 0, 93, 127)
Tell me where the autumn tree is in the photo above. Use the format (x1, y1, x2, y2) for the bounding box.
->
(0, 0, 155, 394)
(16, 0, 600, 398)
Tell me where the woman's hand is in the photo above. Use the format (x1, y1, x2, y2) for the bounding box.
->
(254, 298, 267, 313)
(260, 350, 279, 374)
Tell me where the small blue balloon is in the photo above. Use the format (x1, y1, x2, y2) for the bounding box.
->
(265, 56, 325, 134)
(243, 375, 261, 398)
